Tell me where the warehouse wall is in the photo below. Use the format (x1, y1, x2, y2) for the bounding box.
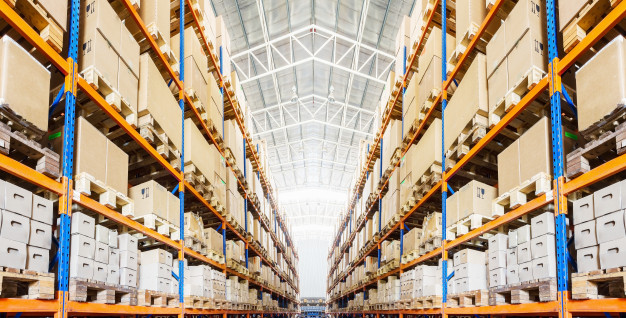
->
(296, 235, 331, 298)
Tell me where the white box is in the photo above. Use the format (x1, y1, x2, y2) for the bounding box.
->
(574, 220, 597, 249)
(118, 233, 138, 253)
(109, 229, 118, 248)
(71, 234, 95, 259)
(4, 182, 32, 217)
(95, 225, 110, 244)
(518, 261, 533, 282)
(71, 212, 95, 238)
(140, 262, 170, 278)
(455, 263, 486, 278)
(109, 248, 119, 266)
(70, 255, 93, 279)
(171, 278, 179, 294)
(93, 261, 108, 282)
(595, 210, 626, 244)
(488, 233, 508, 252)
(506, 264, 519, 284)
(573, 194, 594, 225)
(107, 264, 120, 284)
(141, 248, 172, 266)
(120, 267, 137, 287)
(26, 245, 48, 272)
(530, 234, 556, 259)
(140, 270, 171, 292)
(32, 195, 53, 225)
(120, 250, 138, 270)
(594, 181, 625, 217)
(517, 241, 532, 264)
(507, 247, 517, 266)
(531, 212, 555, 238)
(95, 241, 109, 264)
(516, 225, 531, 244)
(489, 267, 506, 287)
(1, 210, 30, 243)
(532, 255, 556, 279)
(453, 248, 485, 265)
(577, 245, 600, 272)
(29, 220, 52, 249)
(599, 237, 626, 269)
(508, 229, 518, 247)
(488, 250, 507, 270)
(0, 237, 26, 269)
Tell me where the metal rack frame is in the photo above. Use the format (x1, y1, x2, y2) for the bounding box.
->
(0, 0, 300, 316)
(327, 0, 626, 316)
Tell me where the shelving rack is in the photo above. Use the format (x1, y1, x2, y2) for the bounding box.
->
(0, 0, 299, 316)
(326, 0, 626, 317)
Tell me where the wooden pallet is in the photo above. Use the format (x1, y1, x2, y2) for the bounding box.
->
(184, 235, 206, 255)
(401, 249, 421, 264)
(489, 66, 546, 127)
(0, 115, 59, 178)
(489, 277, 557, 305)
(567, 117, 626, 179)
(145, 22, 178, 68)
(420, 235, 442, 254)
(0, 267, 54, 299)
(137, 114, 181, 166)
(137, 289, 179, 307)
(74, 172, 134, 216)
(80, 66, 137, 127)
(69, 278, 138, 305)
(132, 213, 179, 238)
(184, 163, 214, 200)
(445, 113, 489, 163)
(447, 289, 489, 307)
(4, 0, 64, 52)
(562, 0, 623, 53)
(184, 295, 213, 309)
(412, 295, 442, 309)
(447, 213, 493, 239)
(572, 267, 626, 299)
(492, 172, 551, 217)
(204, 249, 225, 264)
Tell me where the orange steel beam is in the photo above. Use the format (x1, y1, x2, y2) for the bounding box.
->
(66, 302, 182, 315)
(0, 298, 57, 312)
(0, 154, 64, 194)
(446, 302, 558, 315)
(565, 152, 626, 194)
(569, 299, 626, 313)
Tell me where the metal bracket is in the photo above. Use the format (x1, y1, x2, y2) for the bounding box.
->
(64, 58, 78, 96)
(548, 59, 562, 95)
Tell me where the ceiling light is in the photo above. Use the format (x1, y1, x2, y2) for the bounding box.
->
(291, 86, 298, 103)
(328, 86, 335, 103)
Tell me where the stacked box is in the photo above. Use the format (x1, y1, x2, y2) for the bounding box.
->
(203, 227, 224, 255)
(529, 212, 557, 280)
(415, 265, 440, 297)
(574, 180, 626, 271)
(139, 248, 173, 292)
(0, 35, 51, 132)
(446, 180, 496, 230)
(506, 224, 529, 284)
(130, 180, 181, 230)
(487, 234, 507, 288)
(118, 233, 139, 287)
(395, 16, 411, 78)
(452, 249, 487, 292)
(402, 227, 421, 255)
(172, 27, 209, 111)
(0, 181, 53, 272)
(455, 0, 489, 52)
(136, 0, 172, 53)
(216, 15, 231, 75)
(79, 0, 139, 124)
(416, 27, 455, 114)
(69, 212, 97, 280)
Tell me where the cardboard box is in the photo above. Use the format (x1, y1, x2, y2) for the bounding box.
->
(106, 139, 128, 195)
(4, 182, 32, 218)
(576, 36, 626, 132)
(517, 241, 531, 263)
(120, 21, 140, 76)
(445, 191, 459, 228)
(27, 245, 49, 272)
(120, 250, 138, 270)
(599, 236, 626, 268)
(444, 53, 489, 152)
(486, 20, 506, 76)
(487, 59, 509, 119)
(0, 237, 26, 269)
(594, 180, 626, 217)
(95, 241, 109, 264)
(81, 0, 121, 50)
(412, 118, 442, 181)
(456, 0, 487, 48)
(71, 212, 95, 238)
(504, 0, 546, 51)
(518, 261, 533, 282)
(71, 234, 96, 259)
(508, 229, 518, 247)
(109, 248, 119, 266)
(457, 180, 496, 220)
(93, 261, 108, 282)
(507, 247, 517, 266)
(118, 233, 138, 253)
(506, 263, 519, 284)
(558, 0, 589, 31)
(497, 139, 520, 196)
(32, 195, 53, 225)
(1, 210, 30, 244)
(29, 220, 52, 249)
(118, 60, 139, 119)
(577, 245, 600, 272)
(138, 53, 183, 151)
(530, 234, 555, 259)
(518, 116, 551, 183)
(454, 248, 485, 265)
(184, 118, 217, 185)
(596, 210, 626, 244)
(95, 225, 109, 244)
(119, 267, 137, 287)
(70, 255, 93, 279)
(75, 117, 108, 184)
(573, 194, 594, 225)
(516, 224, 531, 244)
(488, 233, 508, 252)
(489, 267, 507, 287)
(138, 0, 170, 48)
(532, 254, 556, 279)
(531, 211, 555, 237)
(130, 180, 167, 220)
(574, 220, 597, 249)
(78, 15, 119, 89)
(418, 26, 455, 73)
(416, 56, 442, 115)
(166, 191, 180, 228)
(107, 264, 120, 284)
(488, 250, 507, 270)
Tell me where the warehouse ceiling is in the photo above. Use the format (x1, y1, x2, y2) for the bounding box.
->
(209, 0, 416, 241)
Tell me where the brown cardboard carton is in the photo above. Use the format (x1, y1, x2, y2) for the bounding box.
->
(79, 29, 119, 93)
(207, 73, 223, 128)
(497, 139, 520, 195)
(118, 59, 138, 118)
(39, 0, 68, 31)
(138, 0, 170, 48)
(215, 15, 231, 54)
(518, 116, 551, 182)
(171, 27, 208, 74)
(81, 0, 121, 50)
(184, 118, 214, 182)
(558, 0, 588, 31)
(456, 0, 487, 47)
(129, 180, 167, 219)
(413, 118, 442, 180)
(0, 36, 51, 131)
(418, 26, 455, 73)
(457, 180, 497, 219)
(417, 56, 442, 115)
(506, 29, 547, 91)
(486, 20, 506, 77)
(138, 53, 182, 151)
(505, 0, 546, 51)
(576, 36, 626, 132)
(166, 191, 180, 227)
(446, 191, 459, 228)
(487, 59, 509, 123)
(106, 139, 128, 195)
(120, 22, 140, 77)
(444, 53, 488, 151)
(75, 117, 107, 182)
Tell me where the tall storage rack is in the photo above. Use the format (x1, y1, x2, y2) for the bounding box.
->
(327, 0, 626, 317)
(0, 0, 299, 316)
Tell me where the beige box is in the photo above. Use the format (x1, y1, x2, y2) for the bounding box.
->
(81, 0, 121, 50)
(106, 139, 128, 195)
(138, 53, 182, 151)
(558, 0, 588, 31)
(75, 117, 107, 183)
(184, 118, 216, 182)
(79, 30, 119, 92)
(129, 180, 167, 219)
(166, 191, 180, 227)
(504, 0, 546, 51)
(0, 36, 51, 131)
(444, 53, 488, 152)
(576, 36, 626, 132)
(418, 26, 455, 74)
(497, 139, 520, 196)
(138, 0, 170, 48)
(518, 116, 551, 183)
(487, 59, 509, 118)
(38, 0, 68, 31)
(506, 29, 547, 92)
(413, 118, 442, 180)
(120, 22, 140, 77)
(446, 192, 459, 228)
(171, 27, 208, 74)
(117, 60, 139, 118)
(486, 20, 506, 76)
(417, 56, 442, 114)
(458, 180, 497, 219)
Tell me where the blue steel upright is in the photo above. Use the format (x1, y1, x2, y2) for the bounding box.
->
(58, 1, 80, 316)
(178, 0, 185, 304)
(244, 138, 249, 268)
(546, 0, 569, 317)
(440, 0, 449, 309)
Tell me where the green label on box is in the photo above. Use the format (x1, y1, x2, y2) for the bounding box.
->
(48, 132, 62, 140)
(564, 131, 578, 140)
